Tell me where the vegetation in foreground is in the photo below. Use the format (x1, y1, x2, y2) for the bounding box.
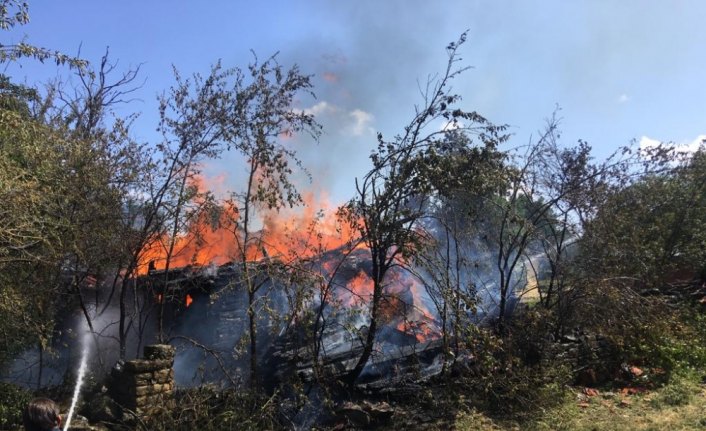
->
(1, 1, 705, 430)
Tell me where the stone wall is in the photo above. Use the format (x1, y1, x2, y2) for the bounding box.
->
(109, 344, 175, 417)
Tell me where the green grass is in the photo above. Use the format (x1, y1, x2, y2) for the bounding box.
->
(454, 372, 706, 431)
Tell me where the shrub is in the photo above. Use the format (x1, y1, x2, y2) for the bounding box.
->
(455, 326, 571, 418)
(0, 382, 32, 430)
(140, 386, 282, 431)
(650, 370, 700, 408)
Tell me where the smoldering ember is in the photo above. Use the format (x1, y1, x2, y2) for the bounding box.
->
(2, 2, 706, 431)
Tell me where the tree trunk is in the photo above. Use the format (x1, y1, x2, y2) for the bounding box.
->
(497, 295, 507, 333)
(345, 252, 385, 385)
(37, 341, 43, 390)
(345, 282, 381, 385)
(248, 289, 258, 386)
(119, 278, 128, 359)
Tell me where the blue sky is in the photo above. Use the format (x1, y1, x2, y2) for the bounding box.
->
(5, 0, 706, 204)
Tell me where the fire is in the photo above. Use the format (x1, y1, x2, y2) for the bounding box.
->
(139, 174, 441, 342)
(339, 269, 373, 307)
(397, 319, 438, 343)
(138, 178, 359, 274)
(385, 269, 441, 342)
(317, 249, 441, 342)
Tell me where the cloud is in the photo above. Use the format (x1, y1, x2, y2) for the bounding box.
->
(302, 101, 374, 137)
(349, 109, 374, 136)
(304, 101, 338, 117)
(638, 136, 661, 150)
(639, 134, 706, 156)
(617, 93, 629, 103)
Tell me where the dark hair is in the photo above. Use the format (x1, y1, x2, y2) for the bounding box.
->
(23, 398, 60, 431)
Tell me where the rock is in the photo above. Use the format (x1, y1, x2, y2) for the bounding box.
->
(153, 368, 174, 383)
(144, 344, 176, 360)
(108, 346, 175, 419)
(122, 359, 172, 373)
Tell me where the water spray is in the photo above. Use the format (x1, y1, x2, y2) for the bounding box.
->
(63, 333, 90, 431)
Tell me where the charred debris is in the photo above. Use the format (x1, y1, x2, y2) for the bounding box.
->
(138, 248, 456, 392)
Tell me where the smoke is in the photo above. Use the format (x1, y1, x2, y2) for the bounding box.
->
(1, 280, 156, 389)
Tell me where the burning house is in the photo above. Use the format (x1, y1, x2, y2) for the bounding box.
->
(139, 245, 453, 388)
(129, 183, 524, 390)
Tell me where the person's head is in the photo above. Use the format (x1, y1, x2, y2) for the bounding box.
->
(23, 398, 61, 431)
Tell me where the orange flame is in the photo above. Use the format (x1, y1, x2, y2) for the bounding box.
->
(139, 176, 358, 274)
(339, 269, 373, 307)
(139, 174, 441, 342)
